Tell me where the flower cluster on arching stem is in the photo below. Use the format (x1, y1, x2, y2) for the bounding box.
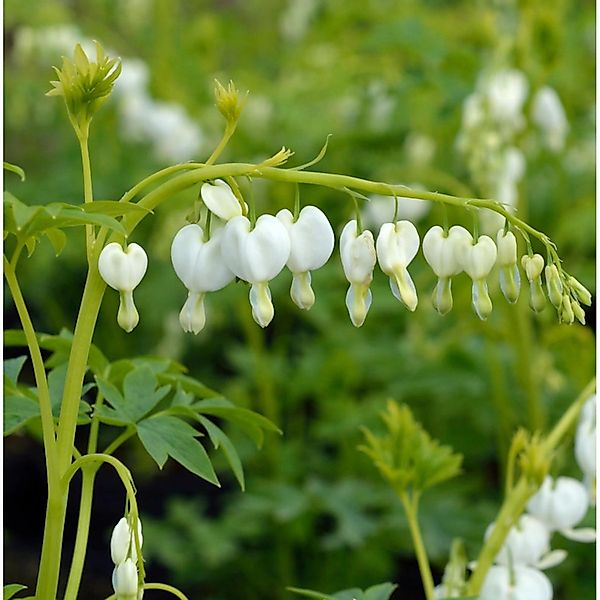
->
(98, 179, 591, 334)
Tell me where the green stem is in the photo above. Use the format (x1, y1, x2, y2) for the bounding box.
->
(104, 427, 136, 455)
(399, 492, 435, 600)
(63, 465, 99, 600)
(206, 122, 237, 166)
(78, 131, 95, 262)
(3, 256, 57, 472)
(87, 390, 105, 454)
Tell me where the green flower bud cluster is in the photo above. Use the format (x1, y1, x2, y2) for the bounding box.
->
(47, 41, 121, 136)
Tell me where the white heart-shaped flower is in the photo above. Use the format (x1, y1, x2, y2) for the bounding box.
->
(98, 242, 148, 332)
(277, 206, 334, 310)
(98, 242, 148, 292)
(201, 179, 243, 221)
(485, 515, 550, 567)
(112, 558, 138, 596)
(479, 565, 552, 600)
(462, 235, 497, 280)
(171, 224, 234, 293)
(521, 254, 545, 281)
(496, 229, 518, 267)
(422, 225, 472, 278)
(376, 220, 420, 311)
(170, 224, 235, 334)
(527, 476, 589, 532)
(221, 215, 291, 327)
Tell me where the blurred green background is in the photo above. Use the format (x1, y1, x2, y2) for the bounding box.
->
(4, 0, 595, 598)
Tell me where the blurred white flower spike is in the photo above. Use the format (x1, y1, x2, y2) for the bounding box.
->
(340, 220, 377, 327)
(98, 242, 148, 332)
(221, 214, 291, 327)
(575, 395, 596, 503)
(422, 225, 472, 315)
(376, 220, 420, 311)
(532, 86, 569, 152)
(277, 205, 335, 310)
(171, 224, 235, 334)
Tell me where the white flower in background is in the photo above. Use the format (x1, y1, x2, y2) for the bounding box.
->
(171, 224, 235, 334)
(485, 515, 562, 569)
(280, 0, 320, 42)
(521, 254, 546, 313)
(114, 59, 150, 98)
(404, 132, 436, 166)
(221, 215, 291, 327)
(112, 558, 139, 599)
(575, 395, 596, 502)
(479, 565, 552, 600)
(460, 92, 486, 131)
(532, 86, 569, 152)
(422, 225, 472, 315)
(276, 206, 335, 310)
(376, 220, 420, 311)
(484, 69, 529, 129)
(527, 476, 595, 542)
(363, 188, 431, 230)
(340, 220, 377, 327)
(496, 228, 521, 303)
(459, 235, 497, 320)
(98, 242, 148, 332)
(201, 180, 244, 222)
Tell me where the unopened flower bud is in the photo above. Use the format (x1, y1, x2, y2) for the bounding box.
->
(571, 300, 586, 325)
(98, 242, 148, 333)
(560, 294, 574, 324)
(521, 254, 544, 281)
(214, 79, 245, 123)
(111, 518, 131, 565)
(545, 264, 563, 309)
(376, 221, 420, 311)
(567, 276, 592, 306)
(112, 558, 138, 599)
(201, 180, 244, 222)
(340, 220, 376, 327)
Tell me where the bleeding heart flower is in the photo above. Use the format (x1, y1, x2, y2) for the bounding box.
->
(496, 229, 520, 303)
(98, 242, 148, 332)
(340, 220, 377, 327)
(376, 220, 420, 311)
(460, 235, 497, 320)
(276, 206, 334, 310)
(479, 565, 552, 600)
(221, 215, 291, 327)
(422, 225, 472, 315)
(171, 224, 235, 333)
(521, 254, 546, 313)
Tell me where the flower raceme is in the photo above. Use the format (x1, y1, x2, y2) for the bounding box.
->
(98, 242, 148, 332)
(98, 213, 591, 331)
(110, 517, 143, 600)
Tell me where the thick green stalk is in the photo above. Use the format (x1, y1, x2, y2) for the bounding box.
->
(63, 465, 99, 600)
(400, 492, 435, 600)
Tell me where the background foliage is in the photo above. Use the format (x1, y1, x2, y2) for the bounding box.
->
(4, 0, 595, 598)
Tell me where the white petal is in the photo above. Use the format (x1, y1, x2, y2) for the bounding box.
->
(535, 549, 567, 570)
(560, 527, 596, 543)
(179, 292, 206, 334)
(345, 283, 372, 327)
(463, 235, 497, 280)
(110, 517, 131, 565)
(113, 558, 138, 595)
(201, 179, 243, 221)
(171, 224, 234, 292)
(98, 242, 148, 292)
(222, 215, 290, 283)
(496, 229, 518, 267)
(340, 221, 376, 285)
(277, 206, 334, 272)
(290, 272, 315, 310)
(422, 225, 471, 278)
(521, 254, 545, 281)
(249, 282, 275, 327)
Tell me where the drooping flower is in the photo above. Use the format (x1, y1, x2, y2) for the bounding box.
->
(200, 179, 244, 222)
(521, 254, 546, 313)
(496, 228, 521, 303)
(527, 476, 595, 542)
(544, 264, 563, 309)
(112, 558, 139, 599)
(422, 225, 472, 315)
(276, 205, 334, 310)
(110, 516, 143, 566)
(340, 220, 377, 327)
(221, 215, 291, 327)
(479, 565, 552, 600)
(376, 220, 420, 311)
(171, 224, 235, 333)
(98, 242, 148, 332)
(459, 234, 497, 320)
(575, 395, 596, 502)
(485, 515, 556, 569)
